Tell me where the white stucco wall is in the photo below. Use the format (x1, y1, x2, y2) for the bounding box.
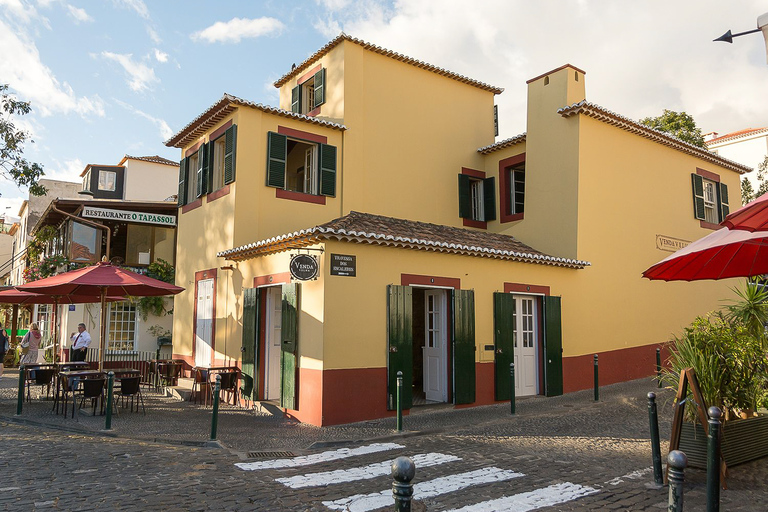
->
(123, 159, 179, 201)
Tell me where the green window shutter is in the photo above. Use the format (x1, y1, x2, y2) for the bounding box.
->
(196, 144, 206, 198)
(241, 288, 259, 401)
(691, 173, 706, 220)
(458, 174, 471, 218)
(719, 182, 729, 221)
(313, 68, 326, 108)
(453, 289, 476, 405)
(483, 177, 496, 222)
(291, 85, 300, 113)
(319, 143, 337, 197)
(494, 105, 498, 137)
(281, 283, 298, 410)
(387, 284, 413, 411)
(543, 296, 563, 397)
(493, 292, 515, 401)
(266, 132, 287, 189)
(206, 141, 215, 193)
(177, 158, 187, 206)
(224, 124, 237, 185)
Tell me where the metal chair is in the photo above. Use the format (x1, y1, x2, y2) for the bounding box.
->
(218, 371, 239, 406)
(191, 368, 212, 407)
(116, 376, 145, 414)
(159, 363, 182, 388)
(26, 368, 55, 402)
(77, 377, 106, 417)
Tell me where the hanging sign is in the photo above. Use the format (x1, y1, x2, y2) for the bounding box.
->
(656, 234, 690, 253)
(290, 254, 319, 281)
(330, 253, 356, 277)
(82, 206, 177, 227)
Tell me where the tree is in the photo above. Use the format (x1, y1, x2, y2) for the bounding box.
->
(639, 109, 706, 148)
(1, 84, 46, 196)
(755, 156, 768, 199)
(742, 177, 755, 205)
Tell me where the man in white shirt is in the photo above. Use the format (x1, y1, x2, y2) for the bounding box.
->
(70, 323, 92, 362)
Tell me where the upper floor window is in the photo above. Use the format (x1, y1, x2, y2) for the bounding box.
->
(691, 171, 728, 226)
(291, 68, 326, 115)
(507, 163, 525, 215)
(266, 131, 337, 197)
(178, 124, 237, 207)
(458, 172, 495, 223)
(98, 170, 117, 191)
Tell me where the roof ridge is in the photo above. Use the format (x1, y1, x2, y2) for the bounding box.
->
(706, 127, 768, 145)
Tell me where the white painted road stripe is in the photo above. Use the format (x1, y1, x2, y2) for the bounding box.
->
(322, 467, 524, 512)
(444, 482, 599, 512)
(235, 443, 405, 471)
(276, 453, 461, 488)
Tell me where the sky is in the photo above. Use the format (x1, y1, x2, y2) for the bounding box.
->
(1, 0, 767, 218)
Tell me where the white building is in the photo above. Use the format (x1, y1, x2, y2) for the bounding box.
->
(706, 128, 768, 190)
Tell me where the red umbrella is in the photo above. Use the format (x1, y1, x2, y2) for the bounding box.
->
(18, 262, 184, 370)
(0, 289, 124, 362)
(722, 192, 768, 232)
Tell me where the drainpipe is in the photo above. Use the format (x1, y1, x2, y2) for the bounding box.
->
(51, 205, 111, 261)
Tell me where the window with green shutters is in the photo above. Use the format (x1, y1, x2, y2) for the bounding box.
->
(177, 125, 237, 206)
(266, 131, 337, 197)
(691, 173, 728, 223)
(458, 174, 496, 222)
(290, 68, 326, 115)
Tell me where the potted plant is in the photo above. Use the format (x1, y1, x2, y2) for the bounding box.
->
(148, 325, 172, 347)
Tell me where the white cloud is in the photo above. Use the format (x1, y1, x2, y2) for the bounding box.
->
(153, 48, 168, 63)
(0, 19, 104, 117)
(0, 0, 40, 24)
(44, 157, 84, 181)
(191, 17, 285, 44)
(113, 0, 148, 19)
(146, 25, 161, 44)
(99, 51, 158, 92)
(114, 98, 173, 141)
(66, 4, 93, 23)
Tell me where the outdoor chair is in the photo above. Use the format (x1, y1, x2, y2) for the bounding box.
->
(53, 373, 77, 418)
(77, 377, 106, 417)
(116, 376, 145, 414)
(218, 371, 239, 406)
(159, 363, 182, 388)
(26, 368, 55, 402)
(191, 368, 212, 407)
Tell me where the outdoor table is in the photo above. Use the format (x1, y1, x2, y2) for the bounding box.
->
(54, 370, 106, 416)
(109, 368, 142, 377)
(55, 362, 90, 372)
(22, 364, 57, 401)
(202, 366, 240, 405)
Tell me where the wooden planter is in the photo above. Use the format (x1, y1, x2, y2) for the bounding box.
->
(679, 413, 768, 468)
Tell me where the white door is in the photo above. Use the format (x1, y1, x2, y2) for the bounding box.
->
(423, 290, 447, 402)
(264, 287, 282, 400)
(513, 295, 537, 396)
(195, 279, 214, 367)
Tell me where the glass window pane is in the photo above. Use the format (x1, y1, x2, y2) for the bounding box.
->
(126, 224, 153, 266)
(69, 221, 99, 262)
(98, 170, 116, 191)
(153, 227, 175, 264)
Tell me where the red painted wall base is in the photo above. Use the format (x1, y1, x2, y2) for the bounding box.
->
(562, 343, 666, 393)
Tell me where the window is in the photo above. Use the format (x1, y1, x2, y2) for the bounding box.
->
(82, 170, 91, 193)
(68, 221, 100, 262)
(266, 131, 337, 197)
(211, 136, 226, 192)
(178, 125, 237, 207)
(508, 163, 525, 215)
(125, 224, 176, 266)
(691, 172, 729, 224)
(98, 170, 117, 191)
(291, 68, 326, 115)
(458, 173, 496, 223)
(107, 301, 137, 352)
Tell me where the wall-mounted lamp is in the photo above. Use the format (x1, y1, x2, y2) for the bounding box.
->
(221, 265, 235, 271)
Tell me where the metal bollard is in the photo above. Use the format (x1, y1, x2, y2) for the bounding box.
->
(396, 371, 403, 432)
(509, 363, 516, 415)
(391, 456, 416, 512)
(210, 374, 221, 441)
(648, 392, 663, 486)
(667, 450, 687, 512)
(593, 354, 599, 401)
(707, 406, 722, 512)
(656, 348, 662, 388)
(16, 364, 25, 415)
(105, 371, 115, 430)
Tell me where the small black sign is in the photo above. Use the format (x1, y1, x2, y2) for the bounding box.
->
(330, 253, 356, 277)
(290, 254, 319, 281)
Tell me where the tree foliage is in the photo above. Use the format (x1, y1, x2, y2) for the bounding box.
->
(741, 156, 768, 205)
(639, 109, 706, 148)
(1, 84, 46, 196)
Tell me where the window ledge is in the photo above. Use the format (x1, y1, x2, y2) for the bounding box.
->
(700, 220, 723, 231)
(275, 189, 327, 204)
(462, 218, 488, 229)
(500, 212, 524, 223)
(181, 198, 203, 214)
(206, 184, 231, 203)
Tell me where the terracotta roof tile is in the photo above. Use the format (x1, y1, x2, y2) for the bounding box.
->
(218, 211, 589, 269)
(123, 155, 179, 166)
(706, 127, 768, 146)
(478, 133, 526, 154)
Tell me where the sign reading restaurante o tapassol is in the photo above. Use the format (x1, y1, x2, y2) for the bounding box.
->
(82, 206, 177, 227)
(290, 254, 319, 281)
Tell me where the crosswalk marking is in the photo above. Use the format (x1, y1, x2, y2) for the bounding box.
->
(444, 482, 599, 511)
(322, 467, 524, 512)
(235, 443, 404, 471)
(276, 453, 461, 489)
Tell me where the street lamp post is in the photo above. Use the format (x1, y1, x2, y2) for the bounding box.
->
(714, 12, 768, 63)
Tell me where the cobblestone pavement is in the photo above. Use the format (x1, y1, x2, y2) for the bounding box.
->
(1, 372, 766, 511)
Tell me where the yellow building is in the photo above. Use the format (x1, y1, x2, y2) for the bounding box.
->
(165, 35, 749, 426)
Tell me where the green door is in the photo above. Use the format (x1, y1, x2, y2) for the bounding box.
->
(543, 295, 563, 397)
(281, 283, 299, 410)
(240, 288, 259, 401)
(452, 289, 476, 405)
(493, 292, 515, 401)
(387, 284, 413, 411)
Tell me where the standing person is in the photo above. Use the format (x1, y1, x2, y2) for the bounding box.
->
(20, 323, 42, 365)
(0, 322, 7, 377)
(70, 323, 91, 362)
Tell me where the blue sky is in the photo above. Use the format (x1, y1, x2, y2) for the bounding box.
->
(1, 0, 767, 217)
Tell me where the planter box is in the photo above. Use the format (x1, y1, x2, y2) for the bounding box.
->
(679, 413, 768, 468)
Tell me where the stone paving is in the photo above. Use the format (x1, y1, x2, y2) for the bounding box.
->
(1, 371, 766, 511)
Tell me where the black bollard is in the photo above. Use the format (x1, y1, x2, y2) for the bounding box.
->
(707, 406, 722, 512)
(667, 450, 687, 512)
(656, 348, 662, 388)
(396, 371, 403, 432)
(391, 456, 415, 512)
(509, 363, 515, 415)
(593, 354, 599, 401)
(648, 392, 663, 486)
(16, 364, 25, 415)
